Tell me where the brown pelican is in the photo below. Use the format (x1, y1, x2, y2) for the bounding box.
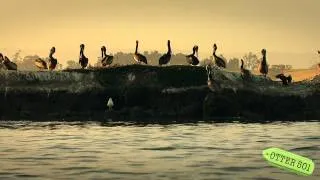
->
(101, 46, 113, 67)
(259, 49, 268, 77)
(133, 40, 148, 64)
(79, 44, 89, 69)
(0, 53, 6, 70)
(206, 65, 221, 91)
(34, 52, 48, 71)
(159, 40, 172, 66)
(186, 45, 199, 65)
(3, 56, 17, 70)
(48, 47, 57, 71)
(213, 44, 226, 68)
(240, 59, 251, 80)
(275, 73, 292, 85)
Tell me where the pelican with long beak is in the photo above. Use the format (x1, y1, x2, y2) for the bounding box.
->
(212, 44, 226, 68)
(206, 65, 221, 92)
(186, 45, 199, 65)
(48, 47, 58, 71)
(159, 40, 172, 66)
(259, 49, 268, 77)
(79, 44, 89, 69)
(2, 56, 18, 70)
(133, 40, 148, 64)
(240, 59, 251, 80)
(101, 46, 113, 67)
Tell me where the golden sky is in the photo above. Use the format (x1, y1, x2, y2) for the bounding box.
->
(1, 0, 320, 68)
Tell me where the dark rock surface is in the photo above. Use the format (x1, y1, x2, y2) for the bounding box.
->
(0, 65, 319, 122)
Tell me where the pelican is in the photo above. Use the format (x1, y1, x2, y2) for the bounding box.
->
(0, 54, 5, 70)
(212, 44, 226, 68)
(240, 59, 251, 80)
(48, 47, 57, 71)
(206, 65, 221, 92)
(275, 73, 292, 86)
(3, 56, 17, 70)
(101, 46, 113, 67)
(79, 44, 89, 69)
(186, 45, 199, 65)
(159, 40, 172, 66)
(133, 40, 148, 64)
(259, 49, 268, 77)
(34, 50, 48, 71)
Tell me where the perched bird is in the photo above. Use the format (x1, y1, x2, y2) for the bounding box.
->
(3, 56, 17, 70)
(0, 53, 3, 62)
(101, 46, 113, 67)
(186, 45, 199, 65)
(159, 40, 172, 66)
(240, 59, 251, 80)
(205, 65, 221, 91)
(79, 44, 89, 69)
(259, 49, 268, 77)
(34, 51, 48, 71)
(133, 40, 148, 64)
(48, 47, 58, 71)
(275, 73, 292, 85)
(212, 44, 226, 68)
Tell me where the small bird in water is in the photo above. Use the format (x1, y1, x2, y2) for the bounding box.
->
(275, 73, 292, 86)
(159, 40, 172, 66)
(48, 47, 58, 71)
(212, 43, 226, 68)
(240, 59, 251, 80)
(101, 46, 113, 67)
(259, 49, 268, 77)
(79, 44, 89, 69)
(186, 45, 199, 65)
(133, 40, 148, 64)
(3, 56, 17, 70)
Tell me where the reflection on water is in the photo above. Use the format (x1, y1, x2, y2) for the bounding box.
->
(0, 121, 319, 180)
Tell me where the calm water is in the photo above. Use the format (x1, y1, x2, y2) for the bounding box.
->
(0, 121, 319, 180)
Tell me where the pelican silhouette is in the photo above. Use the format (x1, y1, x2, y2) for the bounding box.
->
(206, 65, 221, 91)
(101, 46, 113, 66)
(48, 47, 57, 71)
(159, 40, 172, 66)
(186, 45, 199, 65)
(34, 49, 50, 70)
(259, 49, 268, 77)
(79, 44, 89, 69)
(133, 40, 148, 64)
(213, 44, 226, 68)
(275, 73, 292, 85)
(240, 59, 251, 80)
(2, 56, 17, 70)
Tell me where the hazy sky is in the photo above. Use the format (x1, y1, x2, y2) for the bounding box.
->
(1, 0, 320, 67)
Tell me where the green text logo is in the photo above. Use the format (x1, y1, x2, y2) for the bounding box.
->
(263, 147, 315, 176)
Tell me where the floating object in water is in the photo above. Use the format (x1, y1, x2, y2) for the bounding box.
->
(263, 147, 315, 176)
(107, 98, 114, 110)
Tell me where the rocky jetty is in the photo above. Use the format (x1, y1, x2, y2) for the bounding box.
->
(0, 65, 319, 123)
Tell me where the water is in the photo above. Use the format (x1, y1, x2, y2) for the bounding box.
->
(0, 121, 319, 180)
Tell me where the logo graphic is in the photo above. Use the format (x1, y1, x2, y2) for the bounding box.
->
(263, 147, 315, 176)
